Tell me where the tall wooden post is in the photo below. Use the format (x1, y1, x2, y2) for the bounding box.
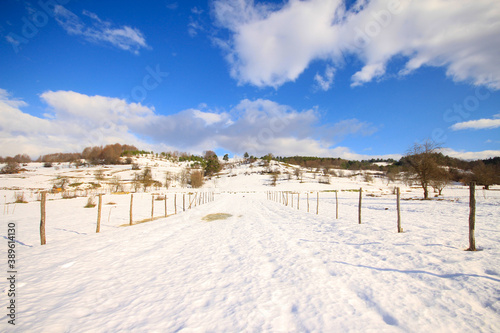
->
(397, 187, 402, 233)
(467, 182, 476, 251)
(164, 195, 167, 217)
(96, 194, 102, 233)
(358, 188, 362, 224)
(335, 191, 339, 219)
(40, 192, 46, 245)
(297, 193, 300, 210)
(183, 194, 185, 212)
(129, 194, 133, 225)
(174, 194, 177, 214)
(149, 195, 154, 220)
(307, 192, 310, 212)
(316, 192, 319, 215)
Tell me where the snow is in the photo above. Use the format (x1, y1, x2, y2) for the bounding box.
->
(1, 159, 499, 332)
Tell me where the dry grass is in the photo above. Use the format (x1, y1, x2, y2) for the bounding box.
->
(119, 215, 167, 227)
(201, 213, 232, 222)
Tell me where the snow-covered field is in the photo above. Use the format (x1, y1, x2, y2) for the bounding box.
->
(1, 159, 499, 332)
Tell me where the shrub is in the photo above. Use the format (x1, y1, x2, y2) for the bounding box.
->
(1, 160, 21, 174)
(84, 196, 96, 208)
(14, 192, 27, 203)
(363, 172, 374, 183)
(319, 175, 330, 184)
(62, 191, 77, 199)
(191, 170, 204, 188)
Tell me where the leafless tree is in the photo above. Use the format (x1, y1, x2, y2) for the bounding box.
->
(403, 140, 441, 199)
(179, 168, 190, 188)
(430, 167, 450, 196)
(472, 161, 498, 190)
(164, 171, 173, 190)
(270, 172, 278, 186)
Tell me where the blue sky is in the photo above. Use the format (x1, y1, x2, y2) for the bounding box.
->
(1, 0, 499, 160)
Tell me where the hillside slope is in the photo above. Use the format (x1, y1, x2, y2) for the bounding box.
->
(3, 191, 499, 332)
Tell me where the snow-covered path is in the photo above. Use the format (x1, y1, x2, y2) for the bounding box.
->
(4, 193, 500, 332)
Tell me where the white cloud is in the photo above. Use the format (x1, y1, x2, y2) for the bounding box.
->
(314, 65, 336, 91)
(451, 115, 500, 130)
(212, 0, 500, 89)
(0, 90, 376, 159)
(440, 148, 500, 160)
(54, 6, 149, 54)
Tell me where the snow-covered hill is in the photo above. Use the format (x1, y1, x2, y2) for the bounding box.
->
(1, 159, 499, 332)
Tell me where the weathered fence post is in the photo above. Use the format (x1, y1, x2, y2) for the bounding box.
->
(397, 187, 402, 233)
(335, 191, 339, 219)
(40, 191, 46, 245)
(129, 194, 133, 225)
(174, 194, 177, 214)
(96, 194, 102, 233)
(164, 194, 167, 217)
(151, 194, 155, 220)
(358, 188, 362, 224)
(297, 193, 300, 210)
(183, 194, 186, 212)
(307, 191, 309, 213)
(316, 192, 319, 215)
(467, 182, 476, 251)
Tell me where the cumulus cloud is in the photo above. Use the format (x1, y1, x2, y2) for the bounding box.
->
(451, 114, 500, 130)
(0, 89, 377, 159)
(440, 148, 500, 160)
(54, 6, 149, 54)
(212, 0, 500, 89)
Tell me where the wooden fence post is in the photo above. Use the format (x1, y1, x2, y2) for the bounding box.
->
(467, 182, 476, 251)
(40, 192, 46, 245)
(297, 193, 300, 210)
(335, 191, 339, 219)
(183, 194, 186, 212)
(174, 194, 177, 214)
(397, 187, 402, 233)
(96, 194, 102, 233)
(151, 194, 155, 220)
(307, 192, 310, 212)
(316, 192, 319, 215)
(129, 194, 133, 225)
(358, 188, 362, 224)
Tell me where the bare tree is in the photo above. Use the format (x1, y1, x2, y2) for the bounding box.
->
(110, 176, 123, 192)
(164, 171, 173, 190)
(294, 168, 303, 181)
(140, 167, 154, 191)
(179, 168, 190, 188)
(472, 161, 498, 190)
(430, 167, 450, 196)
(270, 172, 278, 186)
(94, 169, 105, 181)
(403, 140, 441, 199)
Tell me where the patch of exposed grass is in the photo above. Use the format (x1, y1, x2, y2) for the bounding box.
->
(202, 213, 232, 222)
(119, 216, 167, 227)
